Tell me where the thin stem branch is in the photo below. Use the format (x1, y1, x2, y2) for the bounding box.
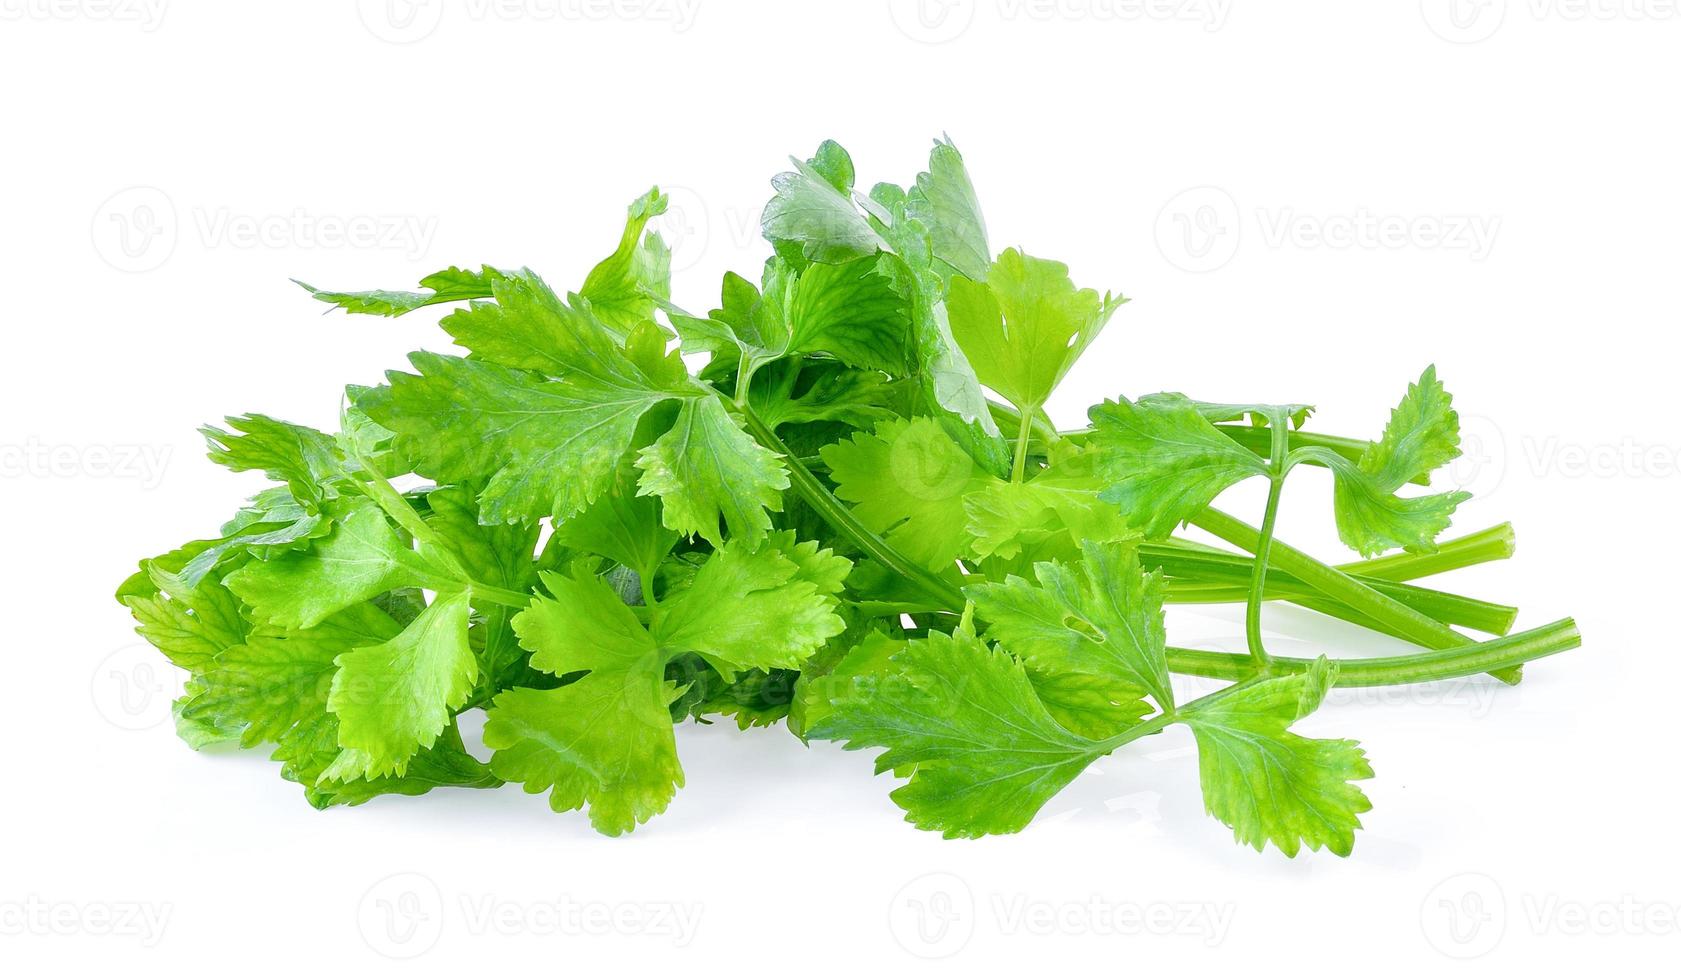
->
(1167, 618, 1579, 687)
(1010, 405, 1036, 483)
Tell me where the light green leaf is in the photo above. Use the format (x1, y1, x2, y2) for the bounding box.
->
(809, 628, 1109, 838)
(186, 602, 401, 747)
(907, 137, 990, 283)
(964, 457, 1132, 564)
(201, 414, 347, 506)
(1026, 667, 1152, 741)
(579, 187, 672, 334)
(786, 255, 912, 374)
(488, 569, 682, 835)
(552, 464, 679, 576)
(439, 270, 632, 375)
(821, 417, 995, 570)
(965, 538, 1172, 713)
(1179, 659, 1374, 857)
(947, 249, 1123, 413)
(635, 395, 788, 546)
(1359, 365, 1461, 489)
(294, 266, 503, 317)
(325, 591, 478, 780)
(1088, 393, 1270, 538)
(1304, 367, 1469, 557)
(224, 499, 451, 630)
(656, 537, 849, 674)
(762, 149, 889, 265)
(360, 351, 677, 525)
(1325, 456, 1470, 558)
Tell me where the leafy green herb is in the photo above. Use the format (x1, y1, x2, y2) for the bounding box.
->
(121, 139, 1580, 857)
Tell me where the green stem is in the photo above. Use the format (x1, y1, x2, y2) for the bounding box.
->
(1192, 507, 1470, 651)
(1095, 709, 1178, 754)
(1245, 476, 1285, 667)
(1167, 618, 1580, 686)
(1143, 536, 1520, 634)
(1243, 416, 1292, 669)
(741, 404, 967, 612)
(1010, 405, 1036, 483)
(1342, 523, 1516, 580)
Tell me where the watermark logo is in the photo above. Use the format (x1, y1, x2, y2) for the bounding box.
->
(1155, 186, 1241, 273)
(0, 897, 172, 946)
(1, 438, 172, 488)
(1421, 872, 1506, 958)
(91, 645, 179, 731)
(92, 187, 438, 273)
(357, 874, 703, 956)
(1421, 0, 1507, 42)
(92, 186, 177, 273)
(357, 0, 446, 43)
(889, 872, 975, 958)
(359, 873, 445, 959)
(358, 0, 702, 41)
(1420, 871, 1681, 957)
(1423, 0, 1679, 42)
(1156, 187, 1501, 271)
(0, 0, 168, 30)
(888, 0, 1228, 41)
(887, 0, 978, 42)
(888, 872, 1234, 958)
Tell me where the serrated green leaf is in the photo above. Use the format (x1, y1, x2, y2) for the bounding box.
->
(361, 352, 678, 525)
(635, 395, 788, 546)
(907, 137, 990, 283)
(809, 628, 1109, 838)
(655, 536, 849, 674)
(224, 498, 452, 630)
(1179, 659, 1374, 857)
(489, 569, 682, 835)
(947, 249, 1123, 414)
(579, 187, 672, 334)
(324, 591, 478, 780)
(821, 417, 994, 570)
(965, 538, 1172, 712)
(295, 265, 504, 317)
(762, 151, 889, 265)
(186, 602, 401, 747)
(1088, 393, 1270, 537)
(201, 414, 348, 506)
(1360, 365, 1461, 488)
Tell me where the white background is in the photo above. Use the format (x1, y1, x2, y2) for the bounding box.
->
(2, 1, 1676, 974)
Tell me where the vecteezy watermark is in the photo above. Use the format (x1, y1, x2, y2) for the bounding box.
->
(1421, 871, 1681, 958)
(357, 0, 700, 42)
(92, 186, 438, 273)
(1154, 186, 1242, 273)
(92, 187, 177, 273)
(1443, 418, 1680, 503)
(888, 872, 1234, 958)
(887, 0, 1229, 44)
(1422, 0, 1681, 43)
(1156, 187, 1501, 272)
(0, 0, 168, 30)
(889, 873, 976, 958)
(0, 897, 172, 947)
(1325, 675, 1509, 718)
(1524, 436, 1681, 479)
(91, 645, 182, 732)
(359, 873, 445, 960)
(1, 438, 172, 489)
(358, 873, 703, 958)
